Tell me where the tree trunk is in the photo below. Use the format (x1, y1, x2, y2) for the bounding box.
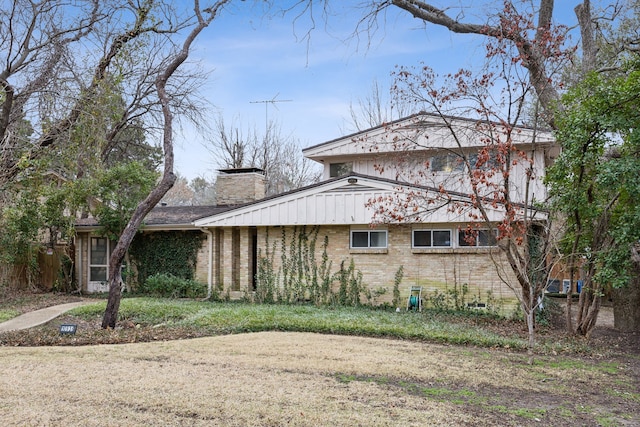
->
(612, 267, 640, 332)
(102, 257, 124, 329)
(100, 2, 223, 329)
(565, 286, 574, 334)
(101, 209, 161, 328)
(101, 177, 176, 329)
(527, 304, 535, 363)
(575, 288, 601, 337)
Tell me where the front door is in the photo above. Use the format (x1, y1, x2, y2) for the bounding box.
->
(88, 236, 110, 293)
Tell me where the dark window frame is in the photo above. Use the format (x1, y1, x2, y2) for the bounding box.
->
(350, 229, 388, 249)
(412, 229, 452, 248)
(458, 229, 498, 247)
(329, 162, 353, 177)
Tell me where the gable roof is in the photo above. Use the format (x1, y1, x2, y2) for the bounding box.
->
(302, 112, 556, 162)
(76, 205, 232, 231)
(193, 173, 534, 228)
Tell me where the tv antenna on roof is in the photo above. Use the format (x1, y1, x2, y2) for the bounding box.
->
(250, 93, 292, 138)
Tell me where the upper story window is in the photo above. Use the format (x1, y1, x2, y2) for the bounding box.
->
(329, 162, 353, 177)
(412, 230, 452, 248)
(430, 154, 464, 172)
(458, 229, 498, 247)
(350, 230, 387, 249)
(468, 151, 498, 170)
(431, 151, 498, 173)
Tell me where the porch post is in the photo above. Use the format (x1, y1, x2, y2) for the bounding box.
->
(200, 228, 214, 299)
(239, 227, 250, 294)
(76, 235, 83, 292)
(220, 228, 230, 293)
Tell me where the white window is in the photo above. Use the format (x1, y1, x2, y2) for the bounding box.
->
(430, 154, 464, 172)
(412, 230, 452, 248)
(350, 230, 387, 249)
(458, 229, 498, 247)
(90, 237, 110, 282)
(468, 152, 498, 170)
(431, 151, 498, 173)
(329, 162, 353, 177)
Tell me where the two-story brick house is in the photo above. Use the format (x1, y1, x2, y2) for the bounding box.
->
(191, 112, 558, 309)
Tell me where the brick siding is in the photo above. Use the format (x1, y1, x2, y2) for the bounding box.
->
(248, 224, 521, 312)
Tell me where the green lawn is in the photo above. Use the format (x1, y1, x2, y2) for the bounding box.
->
(0, 308, 20, 323)
(70, 297, 530, 350)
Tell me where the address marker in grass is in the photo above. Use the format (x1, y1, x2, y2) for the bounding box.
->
(59, 324, 77, 335)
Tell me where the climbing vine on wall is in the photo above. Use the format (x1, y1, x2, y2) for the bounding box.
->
(280, 225, 322, 303)
(129, 231, 205, 288)
(255, 230, 278, 304)
(256, 225, 376, 306)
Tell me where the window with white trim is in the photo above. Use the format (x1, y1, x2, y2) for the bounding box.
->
(430, 154, 464, 172)
(329, 162, 353, 177)
(468, 152, 498, 170)
(412, 229, 452, 248)
(90, 237, 110, 282)
(458, 229, 498, 247)
(431, 151, 498, 173)
(350, 230, 387, 249)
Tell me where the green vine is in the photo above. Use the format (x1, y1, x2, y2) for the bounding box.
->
(392, 265, 404, 309)
(129, 231, 205, 289)
(316, 235, 333, 305)
(278, 225, 323, 304)
(255, 226, 385, 308)
(335, 258, 364, 306)
(254, 229, 277, 304)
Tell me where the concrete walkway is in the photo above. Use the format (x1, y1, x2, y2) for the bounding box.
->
(0, 301, 94, 332)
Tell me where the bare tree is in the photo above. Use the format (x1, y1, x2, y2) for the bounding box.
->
(160, 174, 196, 206)
(206, 115, 321, 195)
(0, 0, 172, 184)
(159, 174, 216, 206)
(346, 78, 413, 132)
(190, 175, 217, 205)
(208, 114, 257, 169)
(364, 54, 563, 355)
(102, 0, 231, 328)
(0, 0, 212, 186)
(271, 138, 323, 192)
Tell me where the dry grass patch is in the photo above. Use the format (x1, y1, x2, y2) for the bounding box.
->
(1, 332, 638, 426)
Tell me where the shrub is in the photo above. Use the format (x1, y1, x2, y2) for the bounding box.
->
(139, 273, 206, 299)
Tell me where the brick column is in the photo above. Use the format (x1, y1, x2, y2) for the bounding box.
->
(239, 227, 250, 293)
(221, 228, 233, 293)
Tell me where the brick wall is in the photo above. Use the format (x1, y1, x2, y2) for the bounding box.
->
(255, 224, 521, 312)
(215, 171, 266, 205)
(194, 236, 209, 284)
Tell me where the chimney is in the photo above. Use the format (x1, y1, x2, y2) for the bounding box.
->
(215, 168, 266, 205)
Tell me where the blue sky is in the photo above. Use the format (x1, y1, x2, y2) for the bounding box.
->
(174, 1, 582, 180)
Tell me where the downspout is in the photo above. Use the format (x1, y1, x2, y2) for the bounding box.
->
(77, 235, 82, 293)
(200, 228, 214, 299)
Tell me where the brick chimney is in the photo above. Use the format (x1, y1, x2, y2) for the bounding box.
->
(215, 168, 266, 205)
